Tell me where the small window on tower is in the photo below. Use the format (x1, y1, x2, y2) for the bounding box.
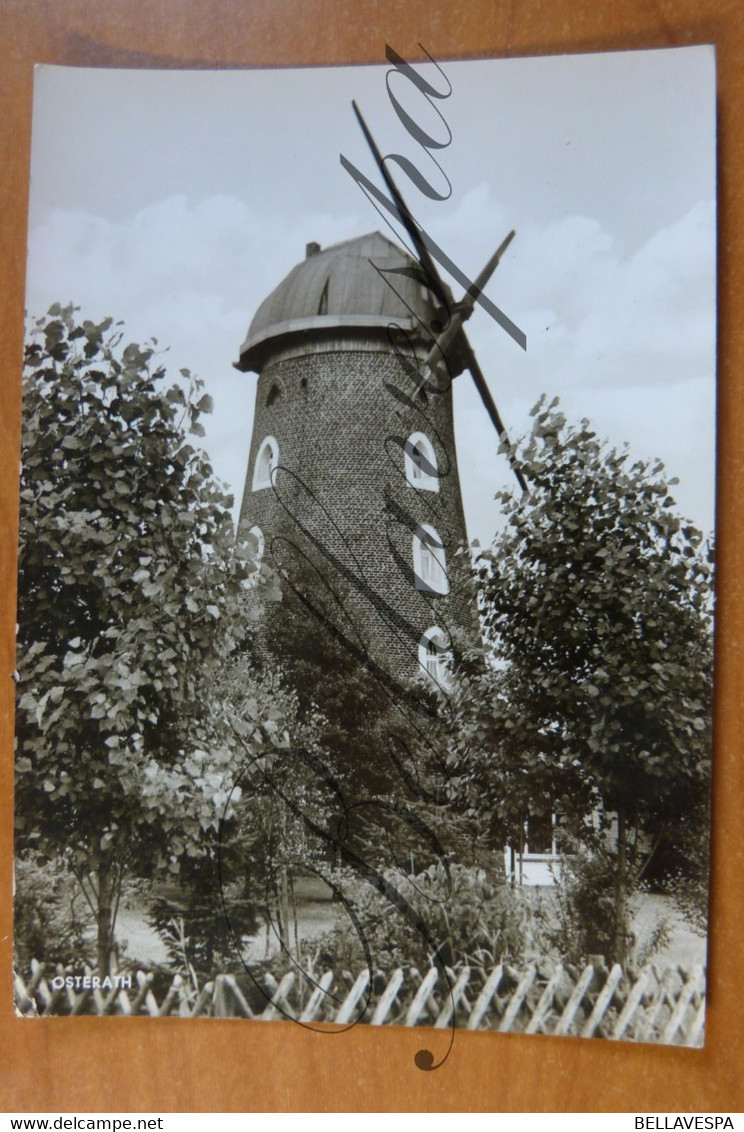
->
(404, 432, 438, 492)
(266, 383, 282, 407)
(252, 436, 279, 491)
(418, 626, 450, 686)
(318, 279, 329, 315)
(413, 524, 449, 594)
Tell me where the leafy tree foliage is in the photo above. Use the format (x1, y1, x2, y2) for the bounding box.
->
(16, 305, 263, 974)
(255, 564, 396, 798)
(256, 561, 487, 907)
(316, 861, 527, 974)
(14, 851, 93, 970)
(458, 398, 714, 963)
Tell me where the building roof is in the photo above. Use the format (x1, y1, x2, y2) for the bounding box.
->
(236, 231, 459, 373)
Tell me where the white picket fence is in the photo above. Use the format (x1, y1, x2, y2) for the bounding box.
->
(14, 958, 705, 1046)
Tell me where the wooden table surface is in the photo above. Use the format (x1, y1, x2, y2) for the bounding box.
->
(0, 0, 741, 1114)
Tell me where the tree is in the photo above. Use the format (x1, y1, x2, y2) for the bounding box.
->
(15, 305, 265, 975)
(459, 398, 714, 964)
(255, 560, 397, 798)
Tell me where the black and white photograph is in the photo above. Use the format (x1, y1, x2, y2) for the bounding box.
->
(13, 46, 716, 1052)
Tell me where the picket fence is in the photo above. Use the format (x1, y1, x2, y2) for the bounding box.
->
(14, 957, 705, 1046)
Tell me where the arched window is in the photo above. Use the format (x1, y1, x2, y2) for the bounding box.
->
(266, 382, 282, 407)
(412, 524, 449, 594)
(404, 432, 438, 492)
(418, 626, 450, 685)
(252, 436, 278, 491)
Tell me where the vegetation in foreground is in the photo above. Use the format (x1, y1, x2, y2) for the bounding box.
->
(15, 311, 713, 985)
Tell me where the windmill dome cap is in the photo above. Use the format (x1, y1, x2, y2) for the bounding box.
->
(236, 231, 455, 373)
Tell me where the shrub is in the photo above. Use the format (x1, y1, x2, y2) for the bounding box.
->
(532, 829, 671, 969)
(315, 861, 527, 973)
(14, 851, 93, 969)
(149, 857, 261, 978)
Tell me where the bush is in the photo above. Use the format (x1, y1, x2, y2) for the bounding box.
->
(648, 799, 710, 938)
(149, 856, 261, 978)
(545, 835, 621, 963)
(14, 851, 93, 969)
(532, 829, 671, 969)
(664, 855, 709, 939)
(315, 861, 527, 972)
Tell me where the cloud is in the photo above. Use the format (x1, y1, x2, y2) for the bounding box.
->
(26, 189, 716, 538)
(427, 187, 716, 539)
(447, 190, 715, 393)
(574, 200, 716, 385)
(26, 195, 364, 518)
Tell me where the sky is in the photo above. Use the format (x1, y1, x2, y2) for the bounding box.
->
(24, 47, 717, 545)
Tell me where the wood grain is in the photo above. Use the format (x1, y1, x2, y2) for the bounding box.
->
(1, 0, 740, 1113)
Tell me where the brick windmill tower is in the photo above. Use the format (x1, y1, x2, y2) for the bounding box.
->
(235, 116, 521, 699)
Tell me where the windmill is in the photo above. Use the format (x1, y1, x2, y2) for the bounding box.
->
(352, 101, 526, 493)
(235, 110, 523, 689)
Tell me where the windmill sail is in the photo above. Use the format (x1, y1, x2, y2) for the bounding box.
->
(352, 101, 526, 492)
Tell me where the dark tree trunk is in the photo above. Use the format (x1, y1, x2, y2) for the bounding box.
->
(96, 857, 118, 977)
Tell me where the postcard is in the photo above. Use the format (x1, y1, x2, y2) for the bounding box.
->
(13, 46, 715, 1059)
